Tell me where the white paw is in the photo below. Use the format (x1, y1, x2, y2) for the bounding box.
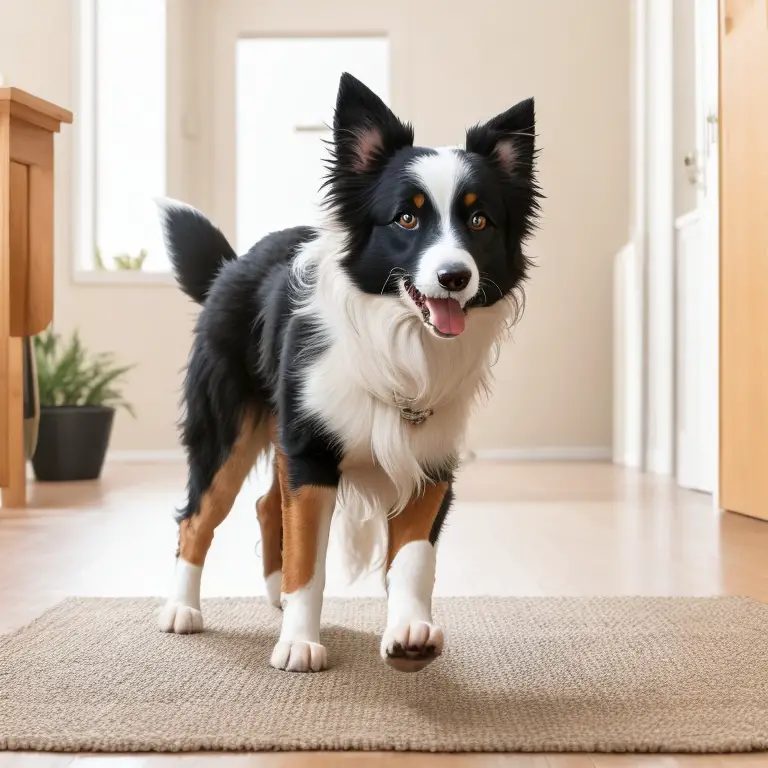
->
(157, 601, 204, 634)
(381, 621, 444, 673)
(270, 640, 328, 672)
(265, 571, 282, 609)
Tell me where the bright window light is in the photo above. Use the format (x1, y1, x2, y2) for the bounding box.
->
(78, 0, 167, 273)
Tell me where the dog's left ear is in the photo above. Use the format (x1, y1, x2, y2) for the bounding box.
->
(332, 72, 413, 174)
(465, 98, 536, 180)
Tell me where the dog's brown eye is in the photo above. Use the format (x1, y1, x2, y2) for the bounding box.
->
(469, 213, 487, 231)
(396, 213, 419, 230)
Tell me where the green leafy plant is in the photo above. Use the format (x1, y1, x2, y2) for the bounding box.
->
(113, 248, 148, 271)
(33, 327, 136, 416)
(94, 247, 149, 271)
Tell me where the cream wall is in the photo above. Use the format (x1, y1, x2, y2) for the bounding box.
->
(1, 0, 630, 454)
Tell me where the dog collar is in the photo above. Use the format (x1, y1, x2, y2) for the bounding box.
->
(393, 394, 433, 426)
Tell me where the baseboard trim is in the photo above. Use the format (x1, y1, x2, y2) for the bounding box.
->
(470, 446, 612, 462)
(107, 450, 185, 463)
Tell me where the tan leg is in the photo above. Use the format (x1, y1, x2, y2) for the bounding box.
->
(1, 157, 29, 508)
(269, 450, 336, 673)
(256, 456, 283, 607)
(382, 482, 449, 672)
(158, 411, 265, 634)
(0, 336, 25, 508)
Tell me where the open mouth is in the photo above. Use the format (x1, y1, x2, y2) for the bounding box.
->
(403, 278, 468, 338)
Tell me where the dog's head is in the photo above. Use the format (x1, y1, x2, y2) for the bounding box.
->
(323, 72, 540, 339)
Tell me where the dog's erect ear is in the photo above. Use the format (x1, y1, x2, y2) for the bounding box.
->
(467, 98, 540, 244)
(332, 72, 413, 173)
(465, 98, 536, 178)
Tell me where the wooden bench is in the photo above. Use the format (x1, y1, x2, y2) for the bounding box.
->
(0, 88, 72, 508)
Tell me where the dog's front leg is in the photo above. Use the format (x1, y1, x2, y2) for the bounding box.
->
(269, 447, 336, 673)
(382, 482, 453, 672)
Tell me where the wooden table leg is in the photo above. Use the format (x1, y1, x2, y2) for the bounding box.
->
(1, 153, 31, 508)
(1, 336, 25, 508)
(0, 113, 9, 493)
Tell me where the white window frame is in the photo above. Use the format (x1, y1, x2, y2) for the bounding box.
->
(71, 0, 174, 285)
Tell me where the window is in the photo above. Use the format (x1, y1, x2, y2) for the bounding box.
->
(76, 0, 168, 276)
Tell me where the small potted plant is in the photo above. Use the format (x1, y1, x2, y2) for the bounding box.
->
(31, 327, 135, 482)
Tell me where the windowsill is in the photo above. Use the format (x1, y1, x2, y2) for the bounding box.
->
(73, 270, 176, 286)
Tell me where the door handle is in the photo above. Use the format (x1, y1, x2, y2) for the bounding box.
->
(724, 0, 734, 33)
(684, 152, 703, 188)
(723, 0, 767, 32)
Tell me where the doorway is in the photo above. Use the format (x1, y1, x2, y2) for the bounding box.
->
(235, 36, 389, 253)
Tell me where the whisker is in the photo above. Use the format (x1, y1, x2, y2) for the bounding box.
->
(381, 267, 407, 295)
(480, 274, 504, 299)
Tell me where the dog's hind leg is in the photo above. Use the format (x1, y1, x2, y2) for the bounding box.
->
(256, 453, 283, 608)
(158, 409, 267, 634)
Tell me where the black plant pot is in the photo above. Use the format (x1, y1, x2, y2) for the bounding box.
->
(31, 406, 115, 482)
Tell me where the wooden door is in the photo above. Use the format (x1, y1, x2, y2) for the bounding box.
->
(719, 0, 768, 520)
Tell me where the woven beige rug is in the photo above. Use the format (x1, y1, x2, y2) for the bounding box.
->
(1, 596, 768, 754)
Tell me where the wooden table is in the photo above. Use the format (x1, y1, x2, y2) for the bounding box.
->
(0, 87, 72, 508)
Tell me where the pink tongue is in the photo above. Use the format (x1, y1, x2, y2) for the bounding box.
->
(424, 297, 466, 336)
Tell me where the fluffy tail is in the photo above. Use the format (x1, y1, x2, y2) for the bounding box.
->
(156, 198, 237, 304)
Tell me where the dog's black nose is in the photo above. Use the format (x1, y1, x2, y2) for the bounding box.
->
(437, 266, 472, 292)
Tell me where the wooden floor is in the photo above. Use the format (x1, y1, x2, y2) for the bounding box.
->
(1, 460, 768, 767)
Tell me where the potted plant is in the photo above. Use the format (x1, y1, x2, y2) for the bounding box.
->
(31, 327, 135, 482)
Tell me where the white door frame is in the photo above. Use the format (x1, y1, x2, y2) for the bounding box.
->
(674, 0, 721, 498)
(697, 0, 721, 506)
(629, 0, 675, 476)
(712, 1, 721, 510)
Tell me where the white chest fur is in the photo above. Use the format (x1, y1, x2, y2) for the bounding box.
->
(291, 230, 511, 519)
(299, 286, 508, 518)
(305, 343, 471, 507)
(289, 231, 511, 577)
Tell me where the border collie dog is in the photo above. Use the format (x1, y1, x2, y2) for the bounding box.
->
(157, 73, 539, 673)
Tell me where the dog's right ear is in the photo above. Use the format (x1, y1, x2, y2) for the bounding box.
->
(332, 72, 413, 175)
(465, 98, 536, 179)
